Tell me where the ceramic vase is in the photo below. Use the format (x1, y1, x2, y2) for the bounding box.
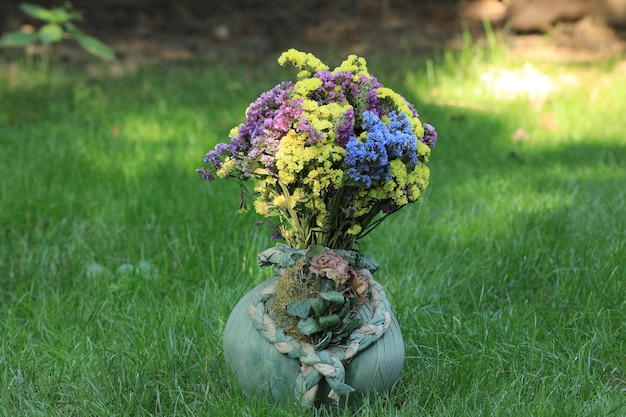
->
(223, 277, 404, 408)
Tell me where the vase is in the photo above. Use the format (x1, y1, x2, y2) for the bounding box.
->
(223, 277, 404, 409)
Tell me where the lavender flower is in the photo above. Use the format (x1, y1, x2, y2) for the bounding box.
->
(336, 107, 355, 148)
(421, 122, 438, 148)
(311, 71, 358, 105)
(195, 167, 214, 181)
(362, 74, 383, 115)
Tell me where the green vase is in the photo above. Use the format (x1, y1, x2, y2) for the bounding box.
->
(223, 277, 404, 408)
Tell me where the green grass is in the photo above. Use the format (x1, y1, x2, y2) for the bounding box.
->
(1, 46, 625, 416)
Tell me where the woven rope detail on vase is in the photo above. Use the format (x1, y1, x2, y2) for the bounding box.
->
(247, 272, 392, 408)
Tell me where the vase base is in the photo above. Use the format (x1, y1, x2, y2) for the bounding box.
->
(223, 278, 405, 408)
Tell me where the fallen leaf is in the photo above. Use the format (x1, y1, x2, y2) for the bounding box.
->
(511, 128, 530, 142)
(111, 124, 121, 138)
(539, 113, 559, 131)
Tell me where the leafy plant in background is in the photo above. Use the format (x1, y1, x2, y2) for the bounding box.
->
(0, 2, 115, 61)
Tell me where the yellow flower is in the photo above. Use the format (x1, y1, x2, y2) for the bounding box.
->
(346, 224, 362, 235)
(293, 78, 323, 97)
(417, 141, 431, 161)
(229, 125, 241, 138)
(216, 157, 237, 178)
(278, 49, 329, 79)
(273, 195, 288, 208)
(290, 187, 306, 209)
(389, 159, 407, 181)
(277, 170, 296, 185)
(315, 211, 329, 228)
(353, 205, 370, 218)
(406, 165, 430, 201)
(301, 99, 319, 113)
(254, 199, 271, 217)
(306, 167, 342, 197)
(303, 198, 329, 227)
(310, 117, 333, 135)
(275, 130, 309, 184)
(281, 228, 293, 241)
(334, 54, 369, 77)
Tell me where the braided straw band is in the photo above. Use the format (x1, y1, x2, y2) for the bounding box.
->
(247, 269, 392, 408)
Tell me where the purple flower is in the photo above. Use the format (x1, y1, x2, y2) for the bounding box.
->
(311, 71, 356, 105)
(336, 107, 355, 148)
(362, 74, 383, 115)
(196, 167, 214, 181)
(406, 101, 420, 119)
(296, 115, 324, 143)
(421, 123, 438, 148)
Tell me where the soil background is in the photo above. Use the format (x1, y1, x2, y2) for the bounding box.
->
(1, 0, 626, 64)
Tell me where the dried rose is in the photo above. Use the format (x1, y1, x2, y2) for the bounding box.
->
(309, 251, 350, 285)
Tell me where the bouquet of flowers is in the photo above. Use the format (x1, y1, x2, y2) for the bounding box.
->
(198, 49, 437, 251)
(200, 50, 438, 406)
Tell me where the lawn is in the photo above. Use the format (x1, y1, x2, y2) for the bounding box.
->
(1, 45, 625, 416)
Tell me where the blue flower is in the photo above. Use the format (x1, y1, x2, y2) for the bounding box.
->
(345, 111, 418, 187)
(384, 111, 417, 164)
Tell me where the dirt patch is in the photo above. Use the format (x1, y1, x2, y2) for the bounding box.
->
(1, 0, 625, 64)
